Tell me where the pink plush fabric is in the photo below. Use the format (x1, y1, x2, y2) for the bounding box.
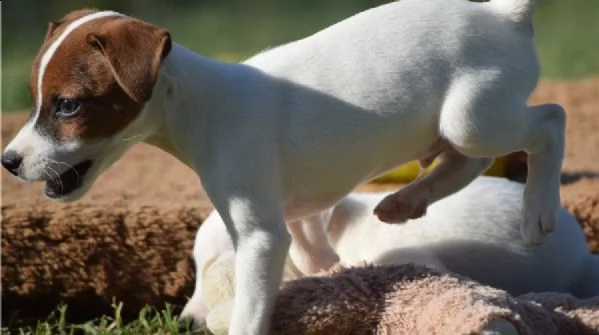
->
(271, 264, 599, 335)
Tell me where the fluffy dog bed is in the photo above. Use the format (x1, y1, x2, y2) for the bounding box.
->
(1, 203, 210, 322)
(270, 263, 599, 335)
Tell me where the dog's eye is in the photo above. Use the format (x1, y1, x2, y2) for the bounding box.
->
(56, 98, 81, 118)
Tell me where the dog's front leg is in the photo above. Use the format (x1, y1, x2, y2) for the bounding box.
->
(232, 225, 289, 334)
(208, 191, 290, 335)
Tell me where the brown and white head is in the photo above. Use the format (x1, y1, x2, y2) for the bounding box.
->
(1, 9, 171, 201)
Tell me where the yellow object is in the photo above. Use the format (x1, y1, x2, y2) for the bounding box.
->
(372, 156, 509, 184)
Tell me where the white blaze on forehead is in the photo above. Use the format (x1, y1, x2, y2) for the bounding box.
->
(33, 11, 124, 125)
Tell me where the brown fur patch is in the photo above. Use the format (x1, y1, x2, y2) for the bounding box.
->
(28, 10, 171, 142)
(28, 9, 98, 107)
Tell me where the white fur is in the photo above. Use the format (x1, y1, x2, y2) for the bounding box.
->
(328, 177, 598, 300)
(182, 177, 599, 327)
(181, 211, 234, 324)
(4, 1, 567, 333)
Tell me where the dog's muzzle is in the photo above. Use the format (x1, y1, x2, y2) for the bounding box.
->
(44, 160, 94, 198)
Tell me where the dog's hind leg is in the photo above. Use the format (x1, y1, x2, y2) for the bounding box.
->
(374, 147, 493, 223)
(439, 86, 565, 247)
(287, 212, 339, 275)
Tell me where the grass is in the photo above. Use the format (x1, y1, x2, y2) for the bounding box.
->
(1, 301, 210, 335)
(533, 0, 599, 78)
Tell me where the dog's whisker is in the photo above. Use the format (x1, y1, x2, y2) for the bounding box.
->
(42, 170, 53, 183)
(119, 134, 145, 142)
(47, 158, 81, 185)
(45, 166, 65, 193)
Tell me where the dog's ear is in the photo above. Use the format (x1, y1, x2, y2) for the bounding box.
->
(45, 9, 99, 42)
(87, 18, 172, 103)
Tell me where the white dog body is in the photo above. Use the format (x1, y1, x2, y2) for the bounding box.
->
(328, 179, 598, 300)
(2, 0, 566, 333)
(182, 177, 599, 326)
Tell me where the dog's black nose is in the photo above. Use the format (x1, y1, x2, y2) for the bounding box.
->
(1, 151, 23, 176)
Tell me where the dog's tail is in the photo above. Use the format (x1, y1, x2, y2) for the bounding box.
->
(571, 254, 599, 299)
(491, 0, 536, 23)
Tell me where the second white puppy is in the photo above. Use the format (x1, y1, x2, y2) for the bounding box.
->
(181, 177, 599, 327)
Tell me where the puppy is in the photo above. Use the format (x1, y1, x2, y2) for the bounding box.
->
(181, 177, 599, 328)
(2, 1, 564, 333)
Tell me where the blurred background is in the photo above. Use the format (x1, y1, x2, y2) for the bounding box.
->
(2, 0, 598, 112)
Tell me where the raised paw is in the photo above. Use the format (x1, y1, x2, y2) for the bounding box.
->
(373, 192, 428, 223)
(521, 193, 560, 247)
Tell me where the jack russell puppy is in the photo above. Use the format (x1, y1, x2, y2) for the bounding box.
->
(1, 0, 565, 333)
(181, 177, 599, 329)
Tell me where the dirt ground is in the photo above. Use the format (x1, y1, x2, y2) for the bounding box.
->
(2, 78, 599, 324)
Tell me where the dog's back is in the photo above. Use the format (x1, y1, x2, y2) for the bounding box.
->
(242, 0, 542, 218)
(246, 0, 538, 105)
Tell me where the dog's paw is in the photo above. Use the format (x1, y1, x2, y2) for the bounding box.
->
(521, 207, 558, 247)
(373, 192, 428, 223)
(521, 191, 560, 247)
(178, 314, 206, 334)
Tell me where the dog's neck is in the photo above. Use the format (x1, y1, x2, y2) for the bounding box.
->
(142, 43, 255, 170)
